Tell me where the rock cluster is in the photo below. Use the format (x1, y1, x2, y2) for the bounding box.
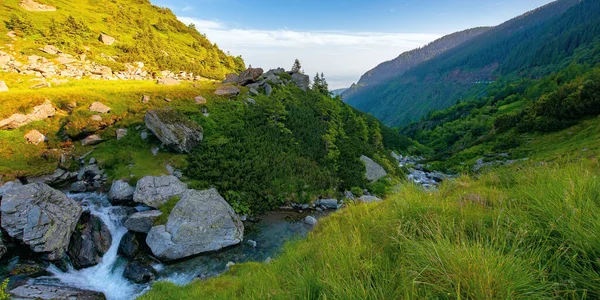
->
(222, 67, 310, 94)
(0, 100, 56, 130)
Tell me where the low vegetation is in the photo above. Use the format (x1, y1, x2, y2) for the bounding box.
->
(142, 159, 600, 299)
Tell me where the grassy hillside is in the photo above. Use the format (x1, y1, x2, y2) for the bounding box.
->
(0, 0, 244, 78)
(141, 158, 600, 299)
(345, 0, 600, 127)
(0, 73, 412, 213)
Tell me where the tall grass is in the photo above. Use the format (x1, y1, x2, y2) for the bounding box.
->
(142, 160, 600, 299)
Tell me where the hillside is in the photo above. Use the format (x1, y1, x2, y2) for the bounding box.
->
(345, 0, 600, 127)
(0, 0, 244, 79)
(341, 27, 490, 99)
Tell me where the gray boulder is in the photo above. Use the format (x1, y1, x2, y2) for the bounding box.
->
(194, 96, 207, 104)
(214, 85, 240, 96)
(304, 216, 318, 226)
(291, 73, 310, 90)
(222, 73, 239, 84)
(264, 68, 286, 77)
(0, 180, 22, 197)
(238, 68, 263, 86)
(316, 199, 341, 210)
(99, 33, 116, 45)
(68, 212, 112, 269)
(24, 129, 46, 145)
(82, 135, 103, 146)
(264, 83, 273, 96)
(118, 231, 143, 258)
(70, 181, 87, 193)
(1, 183, 82, 260)
(108, 180, 135, 205)
(146, 188, 244, 261)
(133, 175, 187, 208)
(116, 128, 128, 140)
(0, 100, 56, 130)
(144, 110, 203, 154)
(124, 210, 163, 233)
(29, 168, 77, 186)
(10, 284, 105, 300)
(89, 102, 111, 114)
(360, 155, 387, 182)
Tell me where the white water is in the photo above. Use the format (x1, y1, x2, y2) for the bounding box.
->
(45, 193, 144, 300)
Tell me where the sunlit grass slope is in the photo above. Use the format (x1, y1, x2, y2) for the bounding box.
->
(142, 159, 600, 299)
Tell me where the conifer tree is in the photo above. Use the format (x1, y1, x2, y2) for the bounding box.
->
(291, 59, 302, 73)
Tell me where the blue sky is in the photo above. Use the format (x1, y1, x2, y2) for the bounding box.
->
(153, 0, 554, 88)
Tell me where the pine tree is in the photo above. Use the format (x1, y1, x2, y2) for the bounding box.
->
(291, 59, 302, 73)
(312, 73, 321, 91)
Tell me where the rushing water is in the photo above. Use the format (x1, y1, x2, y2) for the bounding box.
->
(15, 192, 323, 300)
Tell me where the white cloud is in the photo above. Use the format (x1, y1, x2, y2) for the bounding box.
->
(178, 16, 440, 89)
(182, 6, 194, 12)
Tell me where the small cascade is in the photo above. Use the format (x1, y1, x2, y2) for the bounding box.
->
(40, 193, 144, 300)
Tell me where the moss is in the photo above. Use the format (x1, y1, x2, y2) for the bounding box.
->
(153, 196, 181, 226)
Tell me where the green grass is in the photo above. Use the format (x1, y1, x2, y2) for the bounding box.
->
(154, 196, 181, 226)
(141, 160, 600, 299)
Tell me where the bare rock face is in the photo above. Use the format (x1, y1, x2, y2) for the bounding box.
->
(0, 100, 56, 130)
(291, 73, 310, 90)
(0, 183, 82, 260)
(360, 155, 387, 182)
(144, 110, 203, 154)
(10, 285, 106, 300)
(238, 68, 264, 86)
(133, 175, 188, 208)
(19, 0, 57, 11)
(98, 33, 116, 45)
(68, 211, 112, 269)
(89, 102, 111, 114)
(146, 188, 244, 261)
(214, 85, 240, 96)
(24, 129, 46, 145)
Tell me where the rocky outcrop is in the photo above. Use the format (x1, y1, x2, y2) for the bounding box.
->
(146, 188, 244, 261)
(89, 102, 111, 114)
(0, 100, 56, 130)
(292, 73, 310, 90)
(223, 73, 239, 84)
(1, 183, 82, 260)
(133, 175, 188, 208)
(360, 155, 387, 182)
(214, 85, 240, 96)
(98, 33, 116, 45)
(238, 68, 263, 86)
(28, 168, 77, 186)
(24, 129, 46, 145)
(124, 210, 162, 233)
(68, 212, 112, 269)
(19, 0, 57, 11)
(10, 285, 105, 300)
(144, 110, 203, 153)
(107, 180, 135, 205)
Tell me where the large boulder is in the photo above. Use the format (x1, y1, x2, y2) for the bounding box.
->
(222, 73, 239, 84)
(81, 135, 103, 146)
(124, 210, 162, 233)
(24, 129, 46, 145)
(118, 231, 143, 258)
(107, 180, 135, 205)
(0, 100, 55, 130)
(133, 175, 188, 208)
(68, 212, 112, 269)
(291, 73, 310, 90)
(214, 85, 240, 96)
(1, 183, 82, 260)
(238, 68, 263, 86)
(123, 261, 157, 284)
(10, 285, 105, 300)
(144, 110, 203, 154)
(360, 155, 387, 182)
(146, 188, 244, 261)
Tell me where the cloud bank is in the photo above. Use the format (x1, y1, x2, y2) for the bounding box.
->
(179, 17, 440, 89)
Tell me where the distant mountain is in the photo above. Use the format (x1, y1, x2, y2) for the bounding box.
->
(331, 88, 348, 96)
(342, 27, 490, 99)
(345, 0, 598, 127)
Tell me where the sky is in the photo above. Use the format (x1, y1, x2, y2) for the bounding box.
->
(153, 0, 554, 89)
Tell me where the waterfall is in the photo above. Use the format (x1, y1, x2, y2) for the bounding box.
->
(44, 193, 145, 300)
